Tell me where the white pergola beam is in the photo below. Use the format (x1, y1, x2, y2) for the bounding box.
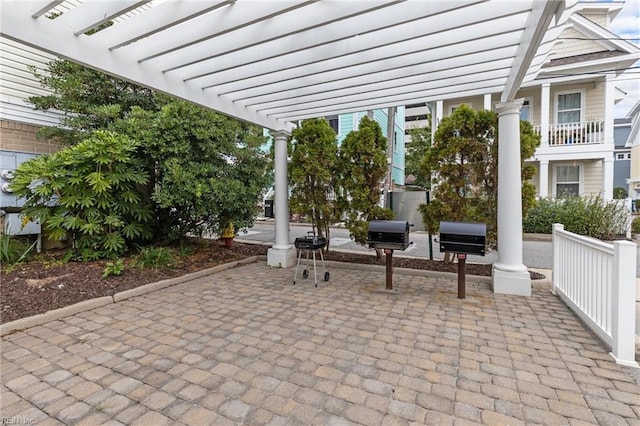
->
(54, 0, 151, 36)
(243, 59, 514, 109)
(231, 47, 517, 103)
(91, 1, 238, 50)
(258, 69, 510, 116)
(215, 32, 521, 96)
(501, 0, 561, 102)
(134, 1, 327, 63)
(194, 10, 528, 89)
(168, 0, 489, 80)
(0, 2, 292, 131)
(29, 0, 64, 18)
(141, 0, 404, 72)
(275, 79, 508, 121)
(281, 85, 507, 122)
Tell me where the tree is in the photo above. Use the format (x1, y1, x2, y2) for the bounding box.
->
(288, 118, 339, 246)
(405, 121, 432, 189)
(28, 60, 270, 243)
(11, 131, 153, 260)
(29, 59, 158, 145)
(336, 116, 394, 252)
(116, 100, 271, 242)
(418, 104, 539, 251)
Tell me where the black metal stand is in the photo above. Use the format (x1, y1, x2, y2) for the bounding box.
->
(385, 249, 393, 290)
(293, 233, 330, 287)
(457, 253, 466, 299)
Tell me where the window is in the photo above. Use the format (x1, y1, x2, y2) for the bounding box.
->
(519, 99, 531, 122)
(394, 130, 399, 153)
(616, 152, 632, 160)
(556, 92, 582, 124)
(326, 115, 339, 134)
(555, 165, 580, 196)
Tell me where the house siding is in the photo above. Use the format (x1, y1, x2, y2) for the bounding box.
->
(550, 26, 607, 59)
(632, 145, 640, 180)
(583, 160, 603, 197)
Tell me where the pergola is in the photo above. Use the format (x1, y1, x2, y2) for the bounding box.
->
(1, 0, 579, 295)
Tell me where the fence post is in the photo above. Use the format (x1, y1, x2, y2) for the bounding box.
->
(552, 223, 564, 295)
(611, 240, 639, 367)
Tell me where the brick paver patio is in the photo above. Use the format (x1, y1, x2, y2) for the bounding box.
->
(1, 261, 639, 425)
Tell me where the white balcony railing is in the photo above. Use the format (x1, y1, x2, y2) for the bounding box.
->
(552, 224, 638, 367)
(534, 121, 605, 146)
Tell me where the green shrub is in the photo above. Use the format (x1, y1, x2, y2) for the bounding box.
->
(0, 234, 36, 267)
(102, 258, 124, 278)
(131, 246, 177, 270)
(10, 131, 153, 261)
(523, 196, 630, 239)
(613, 187, 627, 199)
(632, 216, 640, 234)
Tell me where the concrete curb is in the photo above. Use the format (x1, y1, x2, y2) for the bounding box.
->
(1, 256, 263, 337)
(113, 256, 262, 302)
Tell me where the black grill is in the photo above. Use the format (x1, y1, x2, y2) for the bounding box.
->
(366, 220, 410, 251)
(294, 235, 327, 251)
(439, 221, 486, 256)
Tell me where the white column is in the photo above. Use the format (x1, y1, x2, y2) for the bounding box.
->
(603, 155, 614, 200)
(483, 94, 492, 110)
(267, 130, 297, 268)
(604, 74, 615, 144)
(493, 99, 531, 296)
(538, 159, 549, 198)
(540, 83, 550, 146)
(435, 100, 443, 126)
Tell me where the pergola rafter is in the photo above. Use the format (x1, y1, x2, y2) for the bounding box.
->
(1, 0, 576, 131)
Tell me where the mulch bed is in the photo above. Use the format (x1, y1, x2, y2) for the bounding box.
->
(1, 240, 543, 324)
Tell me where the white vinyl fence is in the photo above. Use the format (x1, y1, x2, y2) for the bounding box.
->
(552, 223, 638, 367)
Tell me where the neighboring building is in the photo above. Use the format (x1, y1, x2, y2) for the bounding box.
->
(328, 108, 406, 187)
(614, 117, 632, 197)
(625, 100, 640, 203)
(404, 1, 640, 200)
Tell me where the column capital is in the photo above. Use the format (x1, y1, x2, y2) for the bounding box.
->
(269, 129, 291, 139)
(495, 99, 524, 116)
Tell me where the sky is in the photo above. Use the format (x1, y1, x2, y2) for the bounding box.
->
(608, 0, 640, 118)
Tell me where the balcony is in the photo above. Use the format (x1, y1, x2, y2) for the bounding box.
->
(534, 121, 605, 146)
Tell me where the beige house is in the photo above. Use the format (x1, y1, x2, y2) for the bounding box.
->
(627, 100, 640, 202)
(405, 1, 640, 200)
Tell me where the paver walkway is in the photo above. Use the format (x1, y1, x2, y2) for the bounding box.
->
(1, 261, 639, 425)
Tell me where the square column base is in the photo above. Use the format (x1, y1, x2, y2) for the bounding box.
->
(267, 246, 297, 268)
(492, 266, 531, 296)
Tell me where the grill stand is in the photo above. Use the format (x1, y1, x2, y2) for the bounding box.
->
(292, 235, 329, 288)
(457, 253, 466, 299)
(385, 249, 393, 290)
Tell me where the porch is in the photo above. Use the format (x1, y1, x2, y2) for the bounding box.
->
(534, 120, 606, 146)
